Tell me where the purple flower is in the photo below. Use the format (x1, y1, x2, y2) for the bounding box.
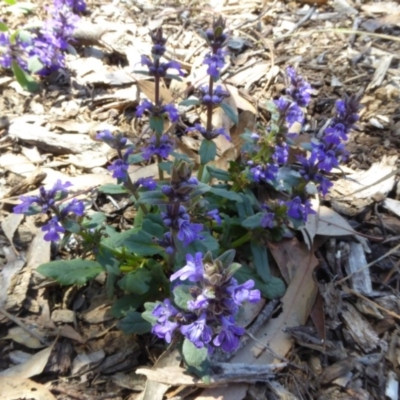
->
(231, 279, 261, 306)
(14, 180, 72, 214)
(203, 48, 225, 79)
(274, 97, 304, 126)
(108, 159, 129, 180)
(61, 199, 84, 217)
(207, 209, 222, 225)
(285, 67, 312, 107)
(250, 163, 279, 183)
(199, 84, 230, 105)
(333, 95, 360, 130)
(162, 104, 179, 122)
(0, 32, 30, 71)
(150, 28, 167, 56)
(250, 132, 260, 141)
(152, 320, 179, 343)
(155, 232, 175, 255)
(286, 103, 304, 125)
(205, 17, 228, 49)
(140, 55, 184, 77)
(186, 124, 231, 141)
(272, 143, 289, 165)
(152, 299, 179, 323)
(13, 195, 39, 214)
(177, 220, 204, 246)
(324, 123, 347, 145)
(318, 149, 339, 173)
(213, 316, 245, 352)
(29, 36, 65, 76)
(42, 217, 65, 241)
(96, 130, 127, 150)
(188, 292, 212, 312)
(142, 134, 175, 160)
(136, 177, 157, 190)
(136, 99, 153, 118)
(136, 100, 179, 123)
(286, 197, 315, 221)
(261, 212, 275, 228)
(315, 174, 333, 196)
(180, 313, 213, 349)
(54, 0, 87, 13)
(170, 252, 204, 283)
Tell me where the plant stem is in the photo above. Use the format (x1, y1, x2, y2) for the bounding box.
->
(157, 154, 164, 180)
(231, 231, 252, 249)
(198, 75, 214, 182)
(124, 178, 148, 215)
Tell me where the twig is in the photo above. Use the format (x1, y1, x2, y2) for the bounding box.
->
(276, 28, 400, 45)
(0, 307, 48, 345)
(341, 286, 400, 321)
(335, 241, 400, 285)
(274, 7, 316, 45)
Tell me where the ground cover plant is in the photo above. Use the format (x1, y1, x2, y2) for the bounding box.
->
(10, 7, 361, 380)
(2, 0, 400, 398)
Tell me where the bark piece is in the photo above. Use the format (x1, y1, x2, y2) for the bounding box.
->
(341, 302, 381, 352)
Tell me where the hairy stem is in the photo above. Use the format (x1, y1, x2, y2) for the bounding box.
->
(231, 231, 252, 249)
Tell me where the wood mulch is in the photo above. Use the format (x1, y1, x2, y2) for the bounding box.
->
(1, 0, 400, 399)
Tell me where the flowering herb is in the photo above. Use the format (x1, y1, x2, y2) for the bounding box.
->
(12, 17, 362, 381)
(146, 251, 260, 354)
(0, 0, 86, 89)
(14, 180, 84, 242)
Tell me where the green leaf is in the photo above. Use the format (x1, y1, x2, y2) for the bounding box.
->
(15, 30, 31, 43)
(172, 284, 192, 310)
(171, 151, 192, 163)
(199, 139, 216, 165)
(142, 215, 165, 237)
(37, 259, 103, 286)
(149, 116, 164, 135)
(118, 268, 152, 295)
(82, 212, 106, 230)
(142, 302, 158, 325)
(182, 338, 211, 382)
(62, 218, 81, 234)
(263, 275, 286, 298)
(216, 249, 236, 269)
(242, 212, 264, 229)
(159, 161, 172, 173)
(111, 294, 149, 317)
(175, 232, 219, 265)
(27, 55, 43, 74)
(207, 166, 231, 181)
(127, 153, 144, 164)
(234, 265, 285, 299)
(179, 98, 201, 107)
(11, 61, 39, 92)
(118, 310, 152, 335)
(209, 187, 243, 202)
(165, 73, 183, 81)
(0, 22, 9, 31)
(219, 102, 238, 125)
(138, 190, 167, 205)
(251, 240, 271, 283)
(98, 183, 128, 194)
(96, 247, 120, 298)
(3, 0, 17, 5)
(116, 229, 162, 256)
(189, 182, 210, 199)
